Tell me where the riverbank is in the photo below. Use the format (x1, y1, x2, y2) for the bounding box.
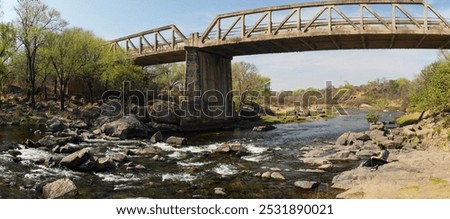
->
(331, 112, 450, 198)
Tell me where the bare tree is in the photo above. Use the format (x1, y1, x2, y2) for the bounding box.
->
(14, 0, 66, 108)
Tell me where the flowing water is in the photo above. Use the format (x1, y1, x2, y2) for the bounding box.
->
(0, 110, 402, 199)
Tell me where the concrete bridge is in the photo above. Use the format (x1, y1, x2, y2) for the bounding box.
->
(110, 0, 450, 130)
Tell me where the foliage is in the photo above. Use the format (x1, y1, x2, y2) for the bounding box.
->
(0, 22, 16, 89)
(409, 61, 450, 113)
(232, 61, 271, 111)
(365, 112, 379, 123)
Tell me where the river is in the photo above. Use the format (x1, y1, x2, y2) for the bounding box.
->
(0, 110, 402, 199)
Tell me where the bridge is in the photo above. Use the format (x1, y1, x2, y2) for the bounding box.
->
(110, 0, 450, 130)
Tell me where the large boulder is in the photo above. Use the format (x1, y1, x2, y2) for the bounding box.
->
(46, 117, 67, 132)
(37, 135, 73, 148)
(95, 157, 116, 172)
(42, 178, 78, 199)
(53, 143, 83, 154)
(101, 115, 149, 140)
(149, 100, 182, 124)
(60, 148, 92, 169)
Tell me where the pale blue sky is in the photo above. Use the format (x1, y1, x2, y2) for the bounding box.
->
(1, 0, 449, 90)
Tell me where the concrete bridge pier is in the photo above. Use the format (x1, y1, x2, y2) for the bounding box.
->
(180, 47, 235, 131)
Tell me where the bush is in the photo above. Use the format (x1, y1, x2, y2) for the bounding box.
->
(366, 112, 379, 123)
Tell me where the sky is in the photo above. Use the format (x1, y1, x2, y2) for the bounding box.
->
(1, 0, 449, 90)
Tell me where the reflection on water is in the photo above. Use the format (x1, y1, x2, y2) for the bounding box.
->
(0, 110, 402, 199)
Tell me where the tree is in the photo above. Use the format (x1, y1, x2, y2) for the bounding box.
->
(410, 61, 450, 114)
(14, 0, 66, 108)
(45, 28, 90, 110)
(0, 23, 16, 89)
(232, 61, 270, 111)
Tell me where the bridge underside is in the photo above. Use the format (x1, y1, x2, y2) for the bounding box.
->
(201, 33, 450, 57)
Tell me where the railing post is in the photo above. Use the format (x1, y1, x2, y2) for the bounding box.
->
(297, 8, 302, 31)
(139, 36, 143, 54)
(328, 6, 332, 31)
(172, 28, 176, 48)
(424, 3, 429, 30)
(125, 40, 129, 52)
(392, 4, 397, 30)
(154, 33, 158, 52)
(360, 5, 364, 30)
(241, 15, 246, 38)
(268, 11, 273, 34)
(217, 19, 221, 42)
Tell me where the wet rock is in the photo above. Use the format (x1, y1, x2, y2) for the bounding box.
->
(111, 153, 128, 163)
(70, 120, 88, 129)
(53, 143, 83, 154)
(134, 164, 146, 170)
(101, 115, 149, 140)
(146, 122, 179, 132)
(150, 131, 163, 143)
(148, 100, 182, 124)
(253, 125, 276, 132)
(336, 132, 350, 145)
(77, 157, 97, 172)
(369, 122, 385, 131)
(12, 157, 22, 163)
(294, 181, 319, 189)
(95, 157, 116, 172)
(151, 155, 165, 161)
(25, 139, 38, 148)
(42, 178, 78, 199)
(214, 187, 227, 196)
(60, 148, 92, 169)
(261, 171, 272, 179)
(166, 136, 187, 146)
(133, 147, 158, 156)
(271, 172, 285, 181)
(34, 130, 42, 135)
(44, 157, 56, 168)
(46, 117, 67, 132)
(8, 150, 22, 157)
(213, 144, 231, 153)
(37, 135, 73, 148)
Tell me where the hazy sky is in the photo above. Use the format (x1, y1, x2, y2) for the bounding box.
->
(1, 0, 449, 90)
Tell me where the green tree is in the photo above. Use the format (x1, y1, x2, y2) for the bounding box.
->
(14, 0, 66, 108)
(232, 61, 270, 111)
(410, 61, 450, 114)
(0, 22, 16, 89)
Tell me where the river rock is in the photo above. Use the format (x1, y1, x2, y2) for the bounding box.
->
(148, 100, 182, 124)
(214, 143, 231, 153)
(261, 171, 272, 179)
(42, 178, 78, 199)
(37, 135, 73, 148)
(336, 132, 350, 145)
(25, 139, 38, 148)
(95, 157, 116, 172)
(101, 115, 149, 140)
(214, 187, 227, 196)
(295, 181, 319, 189)
(253, 125, 276, 132)
(53, 143, 83, 154)
(60, 148, 92, 169)
(46, 117, 67, 132)
(369, 122, 385, 131)
(133, 147, 158, 156)
(8, 150, 22, 157)
(111, 153, 128, 163)
(271, 172, 285, 180)
(150, 131, 163, 143)
(166, 136, 187, 146)
(146, 122, 179, 132)
(369, 130, 387, 142)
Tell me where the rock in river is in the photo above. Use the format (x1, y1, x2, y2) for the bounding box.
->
(166, 136, 187, 146)
(46, 117, 67, 132)
(294, 181, 319, 189)
(150, 131, 163, 143)
(60, 148, 92, 169)
(42, 178, 78, 199)
(101, 115, 149, 140)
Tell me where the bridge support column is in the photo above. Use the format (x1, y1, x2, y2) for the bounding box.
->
(181, 47, 234, 131)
